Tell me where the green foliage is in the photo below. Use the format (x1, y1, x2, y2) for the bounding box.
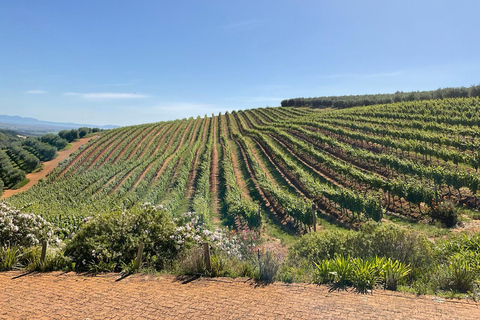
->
(40, 134, 68, 150)
(328, 255, 355, 288)
(0, 246, 20, 271)
(21, 246, 71, 272)
(289, 230, 348, 262)
(0, 130, 75, 192)
(257, 251, 280, 283)
(22, 137, 57, 161)
(378, 257, 412, 290)
(0, 150, 26, 188)
(350, 222, 433, 268)
(433, 233, 480, 293)
(438, 253, 478, 293)
(175, 246, 205, 275)
(281, 84, 480, 109)
(58, 129, 79, 142)
(7, 144, 39, 172)
(313, 256, 411, 293)
(0, 129, 22, 149)
(277, 265, 296, 283)
(2, 97, 479, 300)
(220, 131, 261, 228)
(290, 222, 432, 269)
(78, 127, 90, 138)
(65, 204, 178, 272)
(429, 200, 459, 227)
(350, 258, 380, 293)
(59, 127, 101, 142)
(210, 253, 232, 277)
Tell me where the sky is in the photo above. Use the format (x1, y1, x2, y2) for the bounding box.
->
(1, 0, 479, 126)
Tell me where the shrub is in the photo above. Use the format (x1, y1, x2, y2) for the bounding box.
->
(65, 204, 177, 272)
(435, 252, 479, 293)
(257, 251, 279, 283)
(429, 200, 459, 227)
(437, 233, 480, 259)
(434, 233, 480, 293)
(171, 212, 254, 259)
(22, 138, 57, 161)
(58, 129, 79, 143)
(347, 222, 433, 268)
(0, 246, 20, 271)
(21, 246, 71, 272)
(176, 246, 205, 275)
(210, 253, 232, 277)
(289, 230, 348, 263)
(290, 222, 433, 269)
(0, 151, 26, 188)
(0, 202, 59, 248)
(277, 266, 295, 283)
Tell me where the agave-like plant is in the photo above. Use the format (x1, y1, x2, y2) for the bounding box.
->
(444, 252, 478, 293)
(351, 258, 381, 293)
(313, 259, 334, 284)
(383, 257, 411, 290)
(0, 246, 20, 271)
(330, 255, 354, 288)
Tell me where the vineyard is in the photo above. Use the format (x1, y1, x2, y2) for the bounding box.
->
(5, 97, 480, 235)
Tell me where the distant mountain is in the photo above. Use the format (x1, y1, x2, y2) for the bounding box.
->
(0, 115, 118, 136)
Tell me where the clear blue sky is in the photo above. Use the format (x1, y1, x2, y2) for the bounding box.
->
(1, 0, 479, 126)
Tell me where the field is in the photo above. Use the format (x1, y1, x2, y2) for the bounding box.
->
(6, 97, 480, 236)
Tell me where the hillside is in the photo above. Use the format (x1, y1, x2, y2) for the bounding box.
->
(6, 97, 480, 233)
(0, 127, 100, 194)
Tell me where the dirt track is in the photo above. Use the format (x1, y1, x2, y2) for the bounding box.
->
(1, 136, 95, 199)
(0, 272, 478, 320)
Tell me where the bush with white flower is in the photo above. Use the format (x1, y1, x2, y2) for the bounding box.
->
(171, 212, 258, 259)
(0, 202, 60, 248)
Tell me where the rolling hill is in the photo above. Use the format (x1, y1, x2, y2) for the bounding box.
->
(5, 96, 480, 233)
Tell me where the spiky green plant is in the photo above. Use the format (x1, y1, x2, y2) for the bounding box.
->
(313, 259, 334, 284)
(383, 257, 411, 290)
(352, 258, 381, 293)
(0, 246, 20, 271)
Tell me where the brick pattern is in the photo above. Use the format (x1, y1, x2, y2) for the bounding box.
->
(1, 272, 479, 320)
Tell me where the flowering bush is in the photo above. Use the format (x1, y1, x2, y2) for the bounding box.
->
(171, 212, 258, 259)
(0, 202, 59, 248)
(429, 200, 458, 227)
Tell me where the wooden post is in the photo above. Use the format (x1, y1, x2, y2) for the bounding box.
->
(312, 204, 317, 232)
(257, 249, 262, 276)
(203, 243, 211, 272)
(134, 242, 144, 270)
(257, 207, 261, 231)
(40, 240, 48, 264)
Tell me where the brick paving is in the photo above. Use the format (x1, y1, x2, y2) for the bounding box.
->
(0, 272, 479, 319)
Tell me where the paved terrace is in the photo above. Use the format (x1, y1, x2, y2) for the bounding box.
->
(1, 272, 479, 319)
